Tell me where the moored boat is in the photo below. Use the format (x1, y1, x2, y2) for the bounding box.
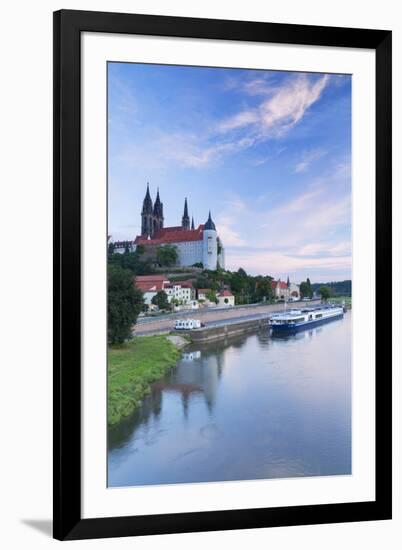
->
(269, 305, 344, 334)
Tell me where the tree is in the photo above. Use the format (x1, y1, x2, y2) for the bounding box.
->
(318, 285, 332, 301)
(108, 266, 144, 344)
(299, 278, 313, 299)
(108, 249, 155, 276)
(156, 245, 178, 267)
(300, 281, 310, 299)
(206, 290, 217, 303)
(254, 278, 274, 303)
(151, 290, 170, 310)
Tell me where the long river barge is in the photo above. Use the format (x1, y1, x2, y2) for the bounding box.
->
(269, 304, 344, 334)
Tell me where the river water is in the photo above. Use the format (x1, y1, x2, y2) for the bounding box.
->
(108, 311, 351, 487)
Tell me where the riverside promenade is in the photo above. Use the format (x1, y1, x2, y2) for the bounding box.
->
(134, 300, 321, 336)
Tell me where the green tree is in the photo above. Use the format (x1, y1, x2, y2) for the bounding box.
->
(151, 290, 170, 310)
(318, 285, 332, 301)
(300, 281, 309, 299)
(108, 250, 155, 276)
(156, 245, 178, 267)
(108, 266, 143, 344)
(254, 278, 274, 303)
(206, 290, 218, 304)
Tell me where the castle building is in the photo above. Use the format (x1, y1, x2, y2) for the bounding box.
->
(113, 185, 225, 270)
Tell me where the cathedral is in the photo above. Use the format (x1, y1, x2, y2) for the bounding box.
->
(114, 184, 225, 270)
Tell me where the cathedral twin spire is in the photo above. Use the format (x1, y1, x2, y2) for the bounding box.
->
(141, 183, 164, 237)
(141, 184, 216, 237)
(182, 197, 190, 230)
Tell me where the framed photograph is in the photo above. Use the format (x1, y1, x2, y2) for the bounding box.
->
(53, 9, 392, 540)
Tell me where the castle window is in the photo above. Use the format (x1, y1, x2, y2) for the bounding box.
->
(207, 236, 213, 254)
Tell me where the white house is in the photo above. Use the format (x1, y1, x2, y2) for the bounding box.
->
(216, 290, 235, 307)
(164, 283, 194, 304)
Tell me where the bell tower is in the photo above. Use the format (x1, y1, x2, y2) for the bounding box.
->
(182, 198, 190, 230)
(153, 188, 164, 233)
(141, 183, 154, 237)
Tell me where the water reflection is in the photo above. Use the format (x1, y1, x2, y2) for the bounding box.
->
(108, 312, 351, 487)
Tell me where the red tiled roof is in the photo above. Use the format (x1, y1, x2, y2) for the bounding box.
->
(270, 280, 288, 290)
(136, 275, 167, 282)
(136, 281, 165, 292)
(135, 274, 170, 293)
(134, 225, 204, 245)
(218, 290, 233, 297)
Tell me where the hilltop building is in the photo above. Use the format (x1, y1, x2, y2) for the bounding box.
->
(113, 184, 225, 270)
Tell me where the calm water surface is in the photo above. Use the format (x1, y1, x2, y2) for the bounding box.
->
(108, 312, 351, 487)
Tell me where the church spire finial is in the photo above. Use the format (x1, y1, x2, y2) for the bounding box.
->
(191, 216, 195, 230)
(182, 197, 190, 229)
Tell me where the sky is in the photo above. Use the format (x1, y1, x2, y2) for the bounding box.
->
(108, 62, 351, 283)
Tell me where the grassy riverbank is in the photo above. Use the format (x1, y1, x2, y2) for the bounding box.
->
(108, 335, 181, 426)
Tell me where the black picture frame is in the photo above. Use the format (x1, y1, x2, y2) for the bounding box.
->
(53, 9, 392, 541)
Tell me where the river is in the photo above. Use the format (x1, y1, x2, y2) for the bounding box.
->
(108, 311, 351, 487)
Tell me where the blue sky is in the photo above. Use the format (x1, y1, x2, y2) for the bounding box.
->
(108, 62, 351, 283)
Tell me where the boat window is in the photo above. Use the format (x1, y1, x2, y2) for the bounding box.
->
(316, 313, 323, 318)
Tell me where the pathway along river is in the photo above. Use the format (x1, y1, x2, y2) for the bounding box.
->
(108, 311, 351, 487)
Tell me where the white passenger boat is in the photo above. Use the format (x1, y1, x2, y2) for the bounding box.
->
(269, 305, 344, 333)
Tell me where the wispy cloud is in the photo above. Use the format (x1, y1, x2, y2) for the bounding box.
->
(117, 73, 331, 171)
(294, 148, 327, 173)
(158, 134, 255, 168)
(219, 163, 351, 280)
(226, 248, 351, 281)
(218, 74, 329, 138)
(165, 73, 330, 169)
(216, 198, 247, 246)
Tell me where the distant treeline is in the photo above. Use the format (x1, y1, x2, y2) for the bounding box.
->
(311, 280, 351, 297)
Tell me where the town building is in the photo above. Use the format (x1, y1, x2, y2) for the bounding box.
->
(216, 290, 235, 307)
(164, 281, 195, 304)
(271, 278, 300, 301)
(197, 289, 212, 301)
(135, 275, 170, 306)
(113, 184, 225, 270)
(135, 274, 197, 307)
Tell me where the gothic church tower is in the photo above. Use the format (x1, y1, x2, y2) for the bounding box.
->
(182, 198, 190, 230)
(141, 183, 154, 238)
(153, 188, 164, 233)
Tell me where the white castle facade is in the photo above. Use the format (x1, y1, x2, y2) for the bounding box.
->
(113, 184, 225, 270)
